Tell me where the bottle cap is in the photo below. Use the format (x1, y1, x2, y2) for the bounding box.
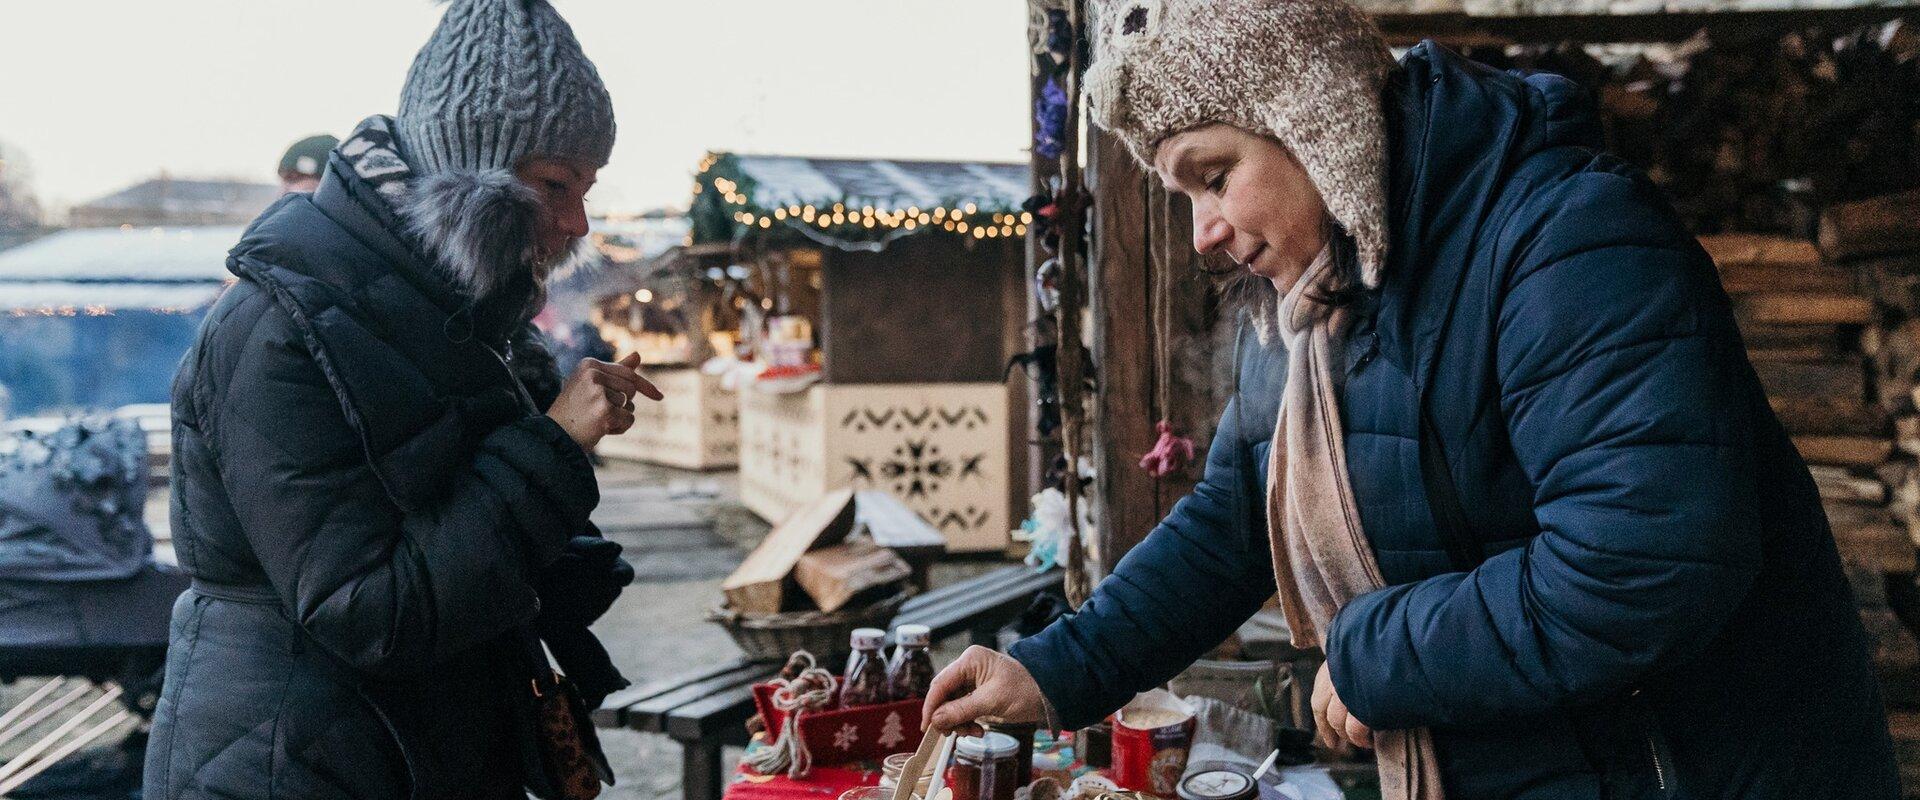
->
(850, 627, 886, 649)
(895, 624, 931, 646)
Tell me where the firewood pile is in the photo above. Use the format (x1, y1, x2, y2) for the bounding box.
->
(1463, 19, 1920, 235)
(1697, 189, 1920, 710)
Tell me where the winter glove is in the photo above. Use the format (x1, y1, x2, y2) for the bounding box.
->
(540, 622, 630, 709)
(535, 535, 636, 627)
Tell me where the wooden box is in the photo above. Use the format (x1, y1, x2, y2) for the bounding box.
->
(739, 382, 1012, 552)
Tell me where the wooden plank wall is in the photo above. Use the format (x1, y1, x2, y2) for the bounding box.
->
(1086, 129, 1242, 573)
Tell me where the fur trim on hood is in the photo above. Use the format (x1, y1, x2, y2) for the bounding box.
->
(399, 167, 544, 301)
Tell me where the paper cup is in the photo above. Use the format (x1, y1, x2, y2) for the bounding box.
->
(1110, 690, 1196, 796)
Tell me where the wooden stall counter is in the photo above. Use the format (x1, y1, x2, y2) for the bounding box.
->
(596, 366, 739, 470)
(739, 381, 1011, 554)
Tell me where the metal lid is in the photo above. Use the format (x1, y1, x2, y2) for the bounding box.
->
(1177, 769, 1257, 800)
(895, 624, 931, 646)
(953, 732, 1020, 760)
(850, 627, 886, 649)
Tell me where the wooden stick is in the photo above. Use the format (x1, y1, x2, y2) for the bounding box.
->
(0, 679, 68, 737)
(0, 709, 131, 795)
(1738, 293, 1873, 326)
(0, 683, 91, 751)
(0, 685, 123, 784)
(1792, 435, 1894, 468)
(1819, 189, 1920, 262)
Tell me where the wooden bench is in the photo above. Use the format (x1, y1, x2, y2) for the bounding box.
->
(594, 564, 1064, 800)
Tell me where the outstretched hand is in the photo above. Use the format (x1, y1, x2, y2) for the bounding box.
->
(922, 645, 1048, 732)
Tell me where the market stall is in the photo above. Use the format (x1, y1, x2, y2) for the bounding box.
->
(585, 233, 745, 471)
(688, 152, 1031, 553)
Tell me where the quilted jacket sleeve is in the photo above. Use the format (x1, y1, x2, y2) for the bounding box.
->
(208, 309, 593, 679)
(1326, 165, 1766, 729)
(1009, 398, 1278, 729)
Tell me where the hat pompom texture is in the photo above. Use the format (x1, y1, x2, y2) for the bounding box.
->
(1086, 0, 1395, 287)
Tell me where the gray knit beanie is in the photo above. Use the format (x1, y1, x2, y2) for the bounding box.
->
(1086, 0, 1395, 286)
(397, 0, 616, 176)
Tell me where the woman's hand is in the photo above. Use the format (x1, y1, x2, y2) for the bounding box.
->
(545, 353, 661, 452)
(922, 646, 1048, 731)
(1313, 661, 1373, 749)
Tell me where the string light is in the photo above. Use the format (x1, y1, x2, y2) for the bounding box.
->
(689, 155, 1033, 248)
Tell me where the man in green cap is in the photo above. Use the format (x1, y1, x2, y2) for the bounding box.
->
(275, 134, 336, 194)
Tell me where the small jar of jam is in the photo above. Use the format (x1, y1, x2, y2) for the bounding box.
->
(981, 722, 1036, 786)
(1078, 721, 1113, 768)
(947, 732, 1020, 800)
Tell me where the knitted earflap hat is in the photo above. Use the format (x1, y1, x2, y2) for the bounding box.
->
(397, 0, 615, 176)
(1085, 0, 1395, 286)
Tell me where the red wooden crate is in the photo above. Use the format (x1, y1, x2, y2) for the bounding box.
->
(752, 678, 925, 766)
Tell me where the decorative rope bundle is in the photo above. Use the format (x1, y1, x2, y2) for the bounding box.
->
(743, 651, 838, 779)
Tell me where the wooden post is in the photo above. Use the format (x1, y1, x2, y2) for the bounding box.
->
(1087, 131, 1233, 568)
(1088, 131, 1159, 569)
(1055, 0, 1093, 606)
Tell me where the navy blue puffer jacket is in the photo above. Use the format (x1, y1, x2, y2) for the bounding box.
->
(1010, 42, 1898, 799)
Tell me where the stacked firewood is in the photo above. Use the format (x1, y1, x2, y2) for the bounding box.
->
(1465, 20, 1920, 236)
(1822, 191, 1920, 794)
(1709, 189, 1920, 706)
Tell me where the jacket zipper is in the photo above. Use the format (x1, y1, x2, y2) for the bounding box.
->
(1644, 732, 1669, 793)
(481, 343, 540, 414)
(1634, 689, 1673, 795)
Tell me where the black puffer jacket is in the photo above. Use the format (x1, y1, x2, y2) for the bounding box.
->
(145, 151, 607, 800)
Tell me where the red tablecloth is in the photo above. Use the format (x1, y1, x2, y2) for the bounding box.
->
(722, 764, 880, 800)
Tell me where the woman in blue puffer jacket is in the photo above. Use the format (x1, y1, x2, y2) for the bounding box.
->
(922, 1, 1898, 798)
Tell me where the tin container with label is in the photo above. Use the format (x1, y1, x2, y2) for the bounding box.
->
(1176, 768, 1259, 800)
(1110, 690, 1196, 795)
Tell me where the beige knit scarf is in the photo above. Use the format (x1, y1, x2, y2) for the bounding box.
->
(1266, 245, 1446, 800)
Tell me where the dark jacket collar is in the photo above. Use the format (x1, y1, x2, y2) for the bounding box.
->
(308, 152, 471, 320)
(1374, 41, 1606, 394)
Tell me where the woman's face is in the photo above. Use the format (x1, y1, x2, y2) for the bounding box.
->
(1153, 124, 1328, 292)
(514, 156, 598, 279)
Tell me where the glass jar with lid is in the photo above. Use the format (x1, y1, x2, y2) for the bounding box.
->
(946, 731, 1021, 800)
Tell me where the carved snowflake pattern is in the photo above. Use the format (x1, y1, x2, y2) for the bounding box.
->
(833, 722, 860, 751)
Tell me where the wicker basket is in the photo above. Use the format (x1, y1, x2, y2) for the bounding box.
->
(707, 587, 912, 661)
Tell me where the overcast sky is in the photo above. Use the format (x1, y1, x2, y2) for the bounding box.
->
(0, 1, 1033, 217)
